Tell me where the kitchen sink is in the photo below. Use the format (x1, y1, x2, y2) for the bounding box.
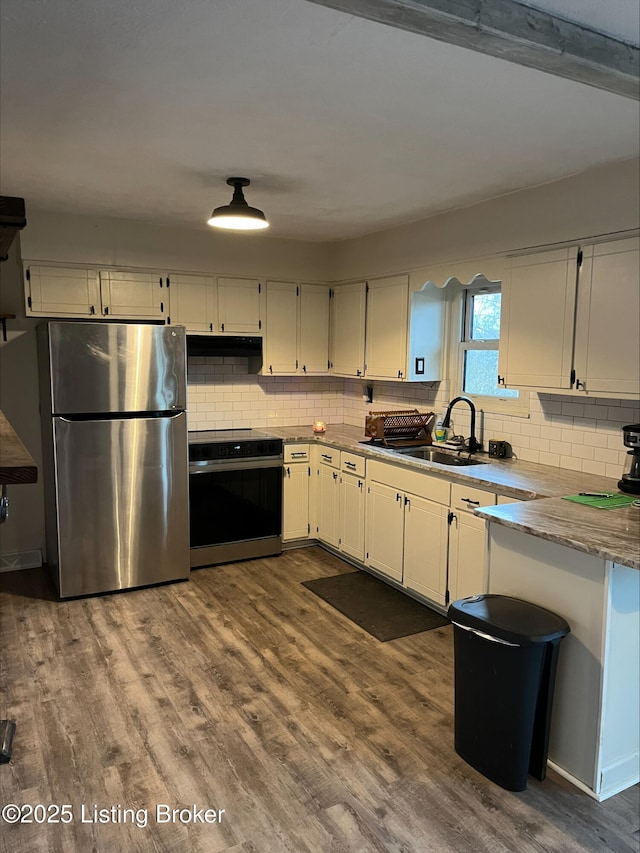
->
(391, 447, 487, 466)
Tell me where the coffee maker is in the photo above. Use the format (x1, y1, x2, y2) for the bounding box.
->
(618, 424, 640, 495)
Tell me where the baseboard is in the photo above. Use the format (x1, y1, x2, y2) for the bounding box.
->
(597, 755, 640, 801)
(0, 549, 43, 572)
(547, 761, 600, 800)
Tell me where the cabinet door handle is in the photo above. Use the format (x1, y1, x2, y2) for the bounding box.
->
(358, 480, 363, 488)
(461, 498, 480, 505)
(89, 305, 95, 315)
(269, 365, 273, 374)
(221, 323, 225, 331)
(397, 370, 403, 379)
(576, 379, 586, 390)
(302, 365, 307, 373)
(209, 323, 213, 332)
(286, 467, 291, 476)
(404, 495, 411, 506)
(333, 471, 338, 480)
(396, 492, 402, 502)
(497, 375, 505, 386)
(356, 369, 362, 376)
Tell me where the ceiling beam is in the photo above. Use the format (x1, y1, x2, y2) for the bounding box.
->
(305, 0, 640, 100)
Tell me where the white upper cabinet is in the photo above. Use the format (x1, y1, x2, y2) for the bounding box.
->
(299, 283, 330, 375)
(364, 275, 409, 380)
(263, 281, 330, 376)
(24, 265, 100, 317)
(264, 281, 298, 375)
(167, 273, 217, 332)
(217, 277, 262, 334)
(330, 282, 366, 377)
(99, 270, 166, 319)
(573, 237, 640, 397)
(499, 247, 579, 389)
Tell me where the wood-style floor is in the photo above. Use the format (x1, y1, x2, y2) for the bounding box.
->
(1, 547, 638, 852)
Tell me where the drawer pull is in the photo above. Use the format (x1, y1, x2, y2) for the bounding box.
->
(291, 452, 306, 458)
(321, 454, 333, 462)
(461, 498, 480, 505)
(344, 461, 357, 469)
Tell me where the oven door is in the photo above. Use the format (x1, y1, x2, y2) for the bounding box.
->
(189, 457, 283, 567)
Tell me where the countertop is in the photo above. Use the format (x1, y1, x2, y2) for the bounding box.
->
(475, 498, 640, 570)
(269, 423, 638, 569)
(0, 411, 37, 485)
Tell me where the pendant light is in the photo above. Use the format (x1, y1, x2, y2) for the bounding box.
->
(207, 178, 269, 231)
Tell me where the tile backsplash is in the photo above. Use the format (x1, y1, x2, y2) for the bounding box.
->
(187, 357, 637, 479)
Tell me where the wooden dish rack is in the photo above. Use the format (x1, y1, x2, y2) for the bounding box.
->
(364, 409, 435, 446)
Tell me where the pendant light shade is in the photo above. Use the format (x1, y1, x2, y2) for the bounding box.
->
(207, 178, 269, 231)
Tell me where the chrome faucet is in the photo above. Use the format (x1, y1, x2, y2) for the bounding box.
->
(441, 396, 481, 453)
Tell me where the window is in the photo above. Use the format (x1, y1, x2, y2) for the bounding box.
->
(459, 283, 528, 414)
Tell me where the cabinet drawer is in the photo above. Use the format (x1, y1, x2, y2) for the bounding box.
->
(341, 451, 365, 477)
(317, 447, 340, 468)
(368, 459, 450, 505)
(496, 494, 523, 505)
(451, 482, 497, 512)
(284, 444, 310, 463)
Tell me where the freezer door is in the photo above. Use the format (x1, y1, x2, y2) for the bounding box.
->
(53, 412, 189, 597)
(45, 322, 186, 414)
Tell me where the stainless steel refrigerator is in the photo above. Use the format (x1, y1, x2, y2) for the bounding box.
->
(38, 321, 189, 598)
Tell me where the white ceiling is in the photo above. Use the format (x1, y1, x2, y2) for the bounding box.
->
(0, 0, 638, 242)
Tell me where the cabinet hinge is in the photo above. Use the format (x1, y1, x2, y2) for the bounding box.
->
(577, 249, 583, 268)
(27, 295, 32, 309)
(26, 269, 31, 281)
(570, 368, 576, 387)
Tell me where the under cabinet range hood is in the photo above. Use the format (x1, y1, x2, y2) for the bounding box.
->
(186, 334, 263, 371)
(0, 197, 27, 262)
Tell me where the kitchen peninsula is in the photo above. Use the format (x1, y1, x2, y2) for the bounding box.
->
(273, 423, 640, 800)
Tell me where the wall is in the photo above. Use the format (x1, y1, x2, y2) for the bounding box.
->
(341, 380, 637, 480)
(187, 359, 343, 431)
(330, 157, 640, 281)
(2, 160, 639, 562)
(0, 242, 45, 568)
(20, 211, 332, 281)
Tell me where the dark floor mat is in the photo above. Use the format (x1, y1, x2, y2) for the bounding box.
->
(301, 570, 449, 641)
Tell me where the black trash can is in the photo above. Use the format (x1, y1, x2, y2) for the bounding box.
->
(448, 594, 570, 792)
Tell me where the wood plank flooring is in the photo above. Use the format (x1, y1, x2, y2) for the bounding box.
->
(1, 546, 638, 852)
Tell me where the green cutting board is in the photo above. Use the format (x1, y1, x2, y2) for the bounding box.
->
(562, 494, 636, 510)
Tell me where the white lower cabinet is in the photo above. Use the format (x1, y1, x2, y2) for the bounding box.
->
(282, 445, 311, 542)
(315, 448, 341, 548)
(338, 452, 366, 562)
(447, 482, 497, 602)
(365, 460, 450, 605)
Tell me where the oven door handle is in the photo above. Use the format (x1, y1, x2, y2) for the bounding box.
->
(189, 457, 284, 474)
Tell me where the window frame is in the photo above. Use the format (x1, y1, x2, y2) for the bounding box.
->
(456, 281, 530, 417)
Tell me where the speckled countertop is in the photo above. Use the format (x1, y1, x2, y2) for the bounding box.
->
(269, 423, 639, 569)
(475, 498, 640, 570)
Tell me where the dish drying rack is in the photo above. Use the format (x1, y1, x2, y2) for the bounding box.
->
(363, 409, 435, 446)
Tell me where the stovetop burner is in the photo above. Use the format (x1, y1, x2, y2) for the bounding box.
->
(189, 428, 281, 445)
